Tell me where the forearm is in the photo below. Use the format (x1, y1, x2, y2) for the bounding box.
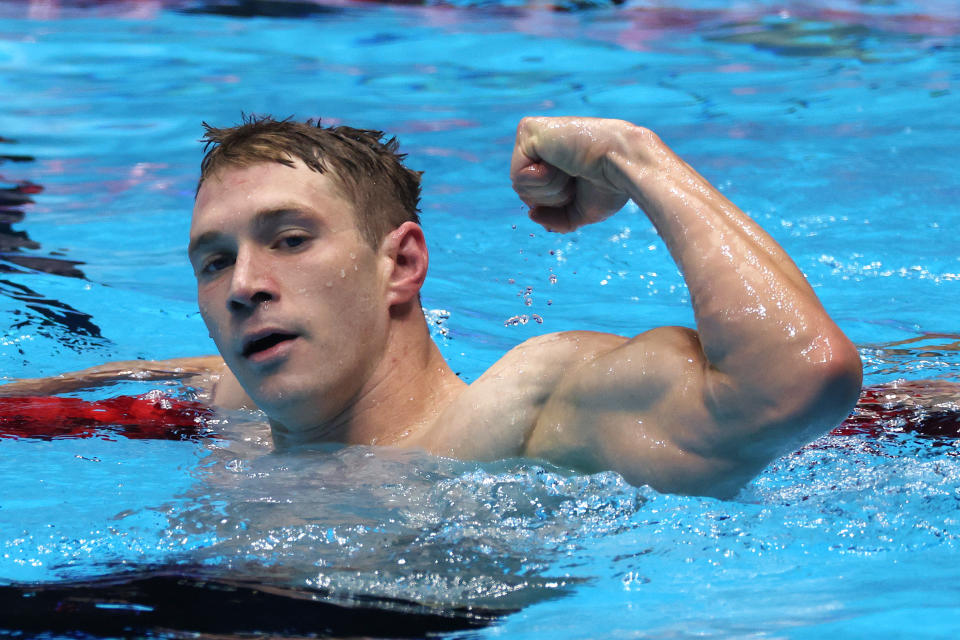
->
(614, 128, 813, 294)
(609, 127, 856, 390)
(0, 356, 225, 397)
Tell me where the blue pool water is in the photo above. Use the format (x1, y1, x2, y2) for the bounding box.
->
(1, 0, 959, 637)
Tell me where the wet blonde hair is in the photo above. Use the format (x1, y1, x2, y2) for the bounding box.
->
(198, 115, 422, 247)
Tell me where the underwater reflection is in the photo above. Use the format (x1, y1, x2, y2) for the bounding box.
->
(0, 136, 107, 351)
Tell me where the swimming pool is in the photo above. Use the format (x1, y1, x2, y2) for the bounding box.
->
(1, 0, 958, 636)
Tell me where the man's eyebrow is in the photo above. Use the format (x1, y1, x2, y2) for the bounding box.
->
(251, 206, 314, 230)
(188, 206, 315, 256)
(188, 230, 224, 257)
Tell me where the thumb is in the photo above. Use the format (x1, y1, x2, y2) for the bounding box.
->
(513, 162, 574, 209)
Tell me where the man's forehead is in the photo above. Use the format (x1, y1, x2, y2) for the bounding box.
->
(190, 160, 357, 239)
(195, 159, 349, 208)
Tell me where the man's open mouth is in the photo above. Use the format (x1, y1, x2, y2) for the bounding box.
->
(242, 332, 297, 358)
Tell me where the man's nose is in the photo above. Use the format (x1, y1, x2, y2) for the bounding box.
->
(227, 248, 274, 312)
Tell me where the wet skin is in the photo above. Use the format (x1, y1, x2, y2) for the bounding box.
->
(189, 162, 396, 439)
(185, 118, 862, 497)
(3, 117, 864, 498)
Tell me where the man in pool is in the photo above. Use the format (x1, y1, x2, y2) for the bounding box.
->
(2, 116, 862, 498)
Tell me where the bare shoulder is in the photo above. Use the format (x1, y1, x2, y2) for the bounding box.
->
(209, 364, 255, 410)
(488, 330, 629, 378)
(523, 324, 751, 494)
(508, 326, 705, 402)
(522, 325, 711, 444)
(164, 355, 255, 410)
(475, 330, 637, 414)
(422, 330, 628, 459)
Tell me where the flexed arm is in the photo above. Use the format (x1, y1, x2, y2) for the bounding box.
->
(512, 117, 862, 497)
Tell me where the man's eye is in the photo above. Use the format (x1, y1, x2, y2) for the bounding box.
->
(277, 234, 308, 250)
(202, 255, 233, 274)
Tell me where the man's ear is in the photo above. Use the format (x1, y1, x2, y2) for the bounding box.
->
(382, 221, 428, 306)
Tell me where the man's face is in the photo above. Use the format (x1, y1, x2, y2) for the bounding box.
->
(189, 160, 392, 433)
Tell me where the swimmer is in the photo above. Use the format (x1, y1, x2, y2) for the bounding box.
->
(1, 116, 863, 498)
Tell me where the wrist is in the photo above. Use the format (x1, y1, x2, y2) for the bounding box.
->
(608, 125, 681, 209)
(606, 124, 658, 183)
